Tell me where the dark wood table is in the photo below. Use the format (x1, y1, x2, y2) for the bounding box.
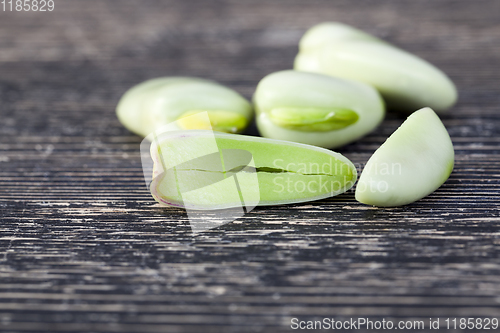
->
(1, 1, 499, 332)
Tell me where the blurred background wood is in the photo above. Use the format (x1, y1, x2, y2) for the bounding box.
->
(0, 0, 499, 332)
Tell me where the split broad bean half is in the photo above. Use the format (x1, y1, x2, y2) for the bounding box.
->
(295, 22, 458, 113)
(116, 77, 253, 137)
(150, 130, 357, 210)
(253, 70, 385, 149)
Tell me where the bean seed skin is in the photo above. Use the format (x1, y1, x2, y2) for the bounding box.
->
(150, 130, 357, 210)
(253, 70, 385, 149)
(294, 22, 458, 113)
(355, 107, 454, 207)
(116, 77, 253, 137)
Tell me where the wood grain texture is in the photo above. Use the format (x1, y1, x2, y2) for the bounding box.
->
(0, 0, 499, 332)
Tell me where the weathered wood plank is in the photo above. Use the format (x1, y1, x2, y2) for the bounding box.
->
(0, 0, 499, 332)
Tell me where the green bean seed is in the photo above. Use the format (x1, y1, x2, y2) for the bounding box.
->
(150, 130, 357, 210)
(116, 77, 253, 137)
(295, 22, 458, 113)
(355, 107, 454, 207)
(253, 70, 385, 149)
